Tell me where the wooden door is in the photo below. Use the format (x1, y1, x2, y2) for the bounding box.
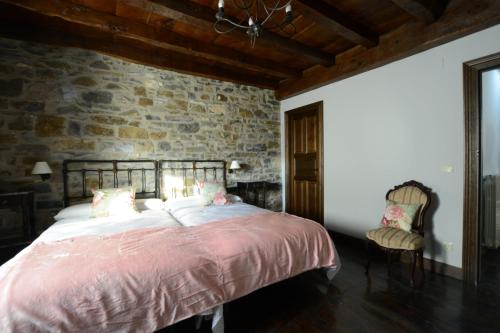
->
(285, 102, 324, 224)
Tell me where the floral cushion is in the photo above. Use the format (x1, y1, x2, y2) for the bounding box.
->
(380, 200, 420, 232)
(91, 186, 138, 218)
(196, 180, 227, 205)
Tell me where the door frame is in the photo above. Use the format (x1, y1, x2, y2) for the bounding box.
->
(284, 101, 324, 225)
(463, 52, 500, 284)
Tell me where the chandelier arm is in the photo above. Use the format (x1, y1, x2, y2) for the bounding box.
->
(217, 17, 251, 29)
(262, 0, 289, 13)
(214, 20, 240, 34)
(260, 10, 278, 26)
(260, 0, 289, 26)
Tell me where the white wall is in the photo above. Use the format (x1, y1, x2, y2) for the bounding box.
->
(281, 24, 500, 268)
(482, 69, 500, 176)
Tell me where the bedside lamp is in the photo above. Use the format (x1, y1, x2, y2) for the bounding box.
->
(228, 160, 241, 174)
(32, 161, 52, 181)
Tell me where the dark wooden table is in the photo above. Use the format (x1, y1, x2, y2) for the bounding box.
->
(229, 181, 280, 209)
(0, 191, 35, 248)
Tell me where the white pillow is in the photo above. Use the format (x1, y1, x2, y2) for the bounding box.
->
(135, 198, 165, 211)
(54, 203, 92, 221)
(165, 196, 204, 213)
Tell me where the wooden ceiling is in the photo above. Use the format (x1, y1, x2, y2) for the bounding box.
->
(0, 0, 499, 99)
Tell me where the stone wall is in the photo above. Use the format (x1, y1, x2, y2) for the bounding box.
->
(0, 38, 281, 231)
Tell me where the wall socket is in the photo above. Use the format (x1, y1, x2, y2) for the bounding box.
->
(443, 241, 453, 251)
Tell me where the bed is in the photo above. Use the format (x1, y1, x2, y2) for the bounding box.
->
(0, 159, 340, 332)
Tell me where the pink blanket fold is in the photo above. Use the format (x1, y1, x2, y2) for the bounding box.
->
(0, 212, 337, 332)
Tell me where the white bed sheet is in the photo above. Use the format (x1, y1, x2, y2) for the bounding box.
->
(169, 202, 270, 227)
(0, 209, 182, 284)
(37, 210, 182, 243)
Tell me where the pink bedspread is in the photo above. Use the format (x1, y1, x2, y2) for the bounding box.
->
(0, 212, 337, 332)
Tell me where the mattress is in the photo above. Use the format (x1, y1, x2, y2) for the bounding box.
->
(0, 200, 340, 333)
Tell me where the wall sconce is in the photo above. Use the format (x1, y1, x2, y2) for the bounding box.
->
(228, 160, 241, 174)
(32, 161, 52, 181)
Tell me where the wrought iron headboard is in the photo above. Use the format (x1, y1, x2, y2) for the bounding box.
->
(63, 160, 159, 207)
(159, 160, 227, 199)
(62, 159, 227, 206)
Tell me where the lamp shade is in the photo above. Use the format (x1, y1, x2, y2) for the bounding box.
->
(229, 160, 241, 170)
(32, 161, 52, 175)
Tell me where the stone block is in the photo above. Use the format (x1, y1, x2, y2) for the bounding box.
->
(178, 123, 200, 133)
(209, 105, 225, 113)
(216, 94, 227, 102)
(149, 131, 167, 140)
(134, 141, 154, 153)
(118, 126, 149, 139)
(105, 83, 121, 90)
(91, 115, 127, 125)
(157, 90, 173, 98)
(12, 101, 45, 113)
(54, 138, 95, 151)
(0, 78, 23, 97)
(158, 142, 172, 152)
(189, 103, 206, 113)
(0, 134, 17, 144)
(35, 115, 65, 137)
(247, 144, 267, 152)
(167, 99, 188, 111)
(82, 91, 113, 104)
(138, 97, 153, 107)
(68, 121, 81, 136)
(239, 108, 253, 118)
(90, 60, 110, 70)
(17, 144, 49, 152)
(134, 86, 146, 96)
(72, 76, 97, 86)
(85, 124, 114, 136)
(56, 105, 84, 115)
(8, 116, 33, 131)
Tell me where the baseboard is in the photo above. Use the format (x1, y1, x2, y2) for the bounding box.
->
(399, 255, 463, 280)
(329, 230, 463, 281)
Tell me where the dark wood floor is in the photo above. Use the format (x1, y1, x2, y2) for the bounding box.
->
(164, 234, 500, 333)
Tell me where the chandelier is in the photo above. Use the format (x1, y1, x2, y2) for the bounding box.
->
(215, 0, 295, 46)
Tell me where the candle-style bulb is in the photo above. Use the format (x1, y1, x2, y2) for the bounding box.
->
(286, 3, 292, 13)
(218, 0, 224, 8)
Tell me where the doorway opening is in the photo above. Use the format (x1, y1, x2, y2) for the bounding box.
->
(463, 52, 500, 285)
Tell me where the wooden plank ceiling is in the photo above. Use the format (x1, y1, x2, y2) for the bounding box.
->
(0, 0, 499, 99)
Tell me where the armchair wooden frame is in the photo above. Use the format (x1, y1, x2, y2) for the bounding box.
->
(365, 180, 432, 287)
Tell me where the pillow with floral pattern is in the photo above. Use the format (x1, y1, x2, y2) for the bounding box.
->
(91, 186, 138, 218)
(380, 200, 420, 232)
(196, 180, 227, 206)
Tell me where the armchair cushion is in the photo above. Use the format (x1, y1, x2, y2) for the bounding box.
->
(380, 200, 420, 232)
(366, 227, 424, 250)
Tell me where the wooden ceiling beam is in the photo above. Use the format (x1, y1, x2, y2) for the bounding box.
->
(296, 0, 378, 48)
(0, 6, 279, 89)
(390, 0, 448, 23)
(0, 0, 299, 79)
(134, 0, 335, 65)
(276, 0, 500, 99)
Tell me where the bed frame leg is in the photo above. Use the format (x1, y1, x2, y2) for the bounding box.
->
(195, 316, 203, 330)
